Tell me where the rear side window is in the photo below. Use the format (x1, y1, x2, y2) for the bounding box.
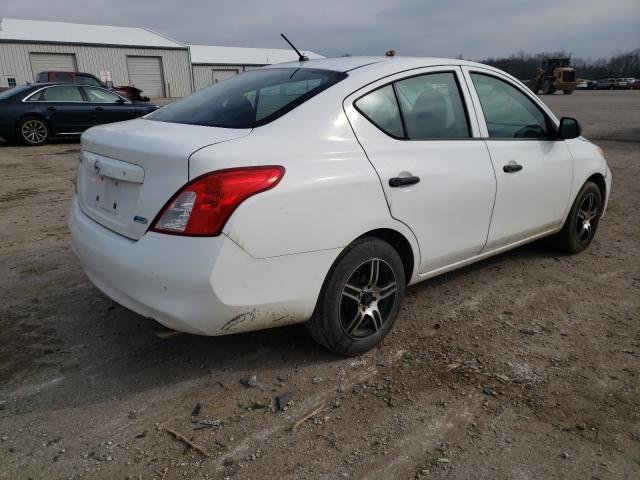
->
(148, 68, 347, 128)
(28, 86, 84, 102)
(354, 71, 470, 139)
(471, 73, 548, 139)
(354, 85, 404, 138)
(395, 73, 470, 139)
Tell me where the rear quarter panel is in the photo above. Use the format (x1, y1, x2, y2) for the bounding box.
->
(188, 92, 420, 268)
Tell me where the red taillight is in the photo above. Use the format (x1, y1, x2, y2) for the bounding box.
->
(150, 166, 285, 236)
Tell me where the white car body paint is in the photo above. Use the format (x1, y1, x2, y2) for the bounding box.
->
(69, 56, 611, 336)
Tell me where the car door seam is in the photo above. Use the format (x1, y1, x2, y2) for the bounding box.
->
(452, 67, 497, 255)
(340, 100, 422, 269)
(479, 139, 499, 255)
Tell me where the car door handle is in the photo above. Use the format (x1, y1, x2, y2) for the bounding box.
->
(46, 106, 56, 111)
(389, 176, 420, 187)
(503, 163, 523, 173)
(94, 106, 104, 111)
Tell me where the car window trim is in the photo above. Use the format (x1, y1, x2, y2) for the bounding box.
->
(352, 69, 474, 141)
(22, 85, 87, 103)
(464, 68, 561, 141)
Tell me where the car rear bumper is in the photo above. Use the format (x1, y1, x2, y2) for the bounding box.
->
(69, 196, 338, 335)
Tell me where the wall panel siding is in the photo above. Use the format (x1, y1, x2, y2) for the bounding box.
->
(192, 64, 265, 91)
(0, 42, 192, 97)
(126, 56, 164, 97)
(29, 53, 77, 75)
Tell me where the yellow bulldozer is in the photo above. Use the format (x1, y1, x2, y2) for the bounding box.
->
(529, 58, 578, 95)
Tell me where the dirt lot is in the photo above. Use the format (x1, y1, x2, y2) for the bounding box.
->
(0, 90, 638, 480)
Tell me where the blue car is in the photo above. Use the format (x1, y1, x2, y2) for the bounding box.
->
(0, 83, 159, 145)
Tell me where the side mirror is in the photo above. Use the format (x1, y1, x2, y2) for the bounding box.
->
(559, 117, 581, 139)
(115, 98, 126, 104)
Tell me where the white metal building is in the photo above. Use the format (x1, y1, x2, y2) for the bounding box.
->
(0, 18, 192, 97)
(190, 45, 324, 91)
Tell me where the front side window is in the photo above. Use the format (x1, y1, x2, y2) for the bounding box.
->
(471, 73, 548, 139)
(28, 86, 84, 102)
(395, 73, 470, 139)
(76, 75, 103, 87)
(148, 68, 346, 128)
(84, 87, 122, 103)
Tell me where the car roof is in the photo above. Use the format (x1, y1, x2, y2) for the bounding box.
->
(32, 83, 107, 88)
(265, 56, 492, 73)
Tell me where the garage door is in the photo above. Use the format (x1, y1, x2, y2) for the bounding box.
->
(127, 56, 164, 97)
(212, 69, 238, 85)
(29, 53, 77, 80)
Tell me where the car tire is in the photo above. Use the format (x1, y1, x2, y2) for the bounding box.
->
(17, 116, 50, 146)
(550, 181, 602, 254)
(542, 80, 555, 95)
(306, 237, 406, 356)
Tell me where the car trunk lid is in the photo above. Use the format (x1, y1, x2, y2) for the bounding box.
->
(77, 118, 251, 240)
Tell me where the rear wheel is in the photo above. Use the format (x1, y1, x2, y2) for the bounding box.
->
(550, 181, 602, 254)
(17, 116, 50, 146)
(306, 238, 405, 356)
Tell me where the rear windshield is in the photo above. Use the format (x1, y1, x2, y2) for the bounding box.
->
(147, 68, 347, 128)
(0, 85, 32, 100)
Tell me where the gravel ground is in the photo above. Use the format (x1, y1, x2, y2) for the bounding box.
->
(0, 90, 638, 480)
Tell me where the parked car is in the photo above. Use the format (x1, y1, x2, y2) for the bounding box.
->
(631, 80, 640, 90)
(615, 78, 630, 89)
(0, 83, 159, 145)
(596, 78, 619, 89)
(69, 57, 611, 355)
(36, 71, 150, 102)
(619, 77, 637, 89)
(576, 79, 597, 90)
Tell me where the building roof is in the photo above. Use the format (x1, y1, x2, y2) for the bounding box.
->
(0, 18, 186, 49)
(189, 44, 324, 65)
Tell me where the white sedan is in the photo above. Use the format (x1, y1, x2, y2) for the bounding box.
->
(69, 56, 611, 355)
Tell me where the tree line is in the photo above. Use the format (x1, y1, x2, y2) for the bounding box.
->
(478, 49, 640, 80)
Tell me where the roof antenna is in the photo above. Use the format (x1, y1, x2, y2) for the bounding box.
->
(280, 33, 309, 62)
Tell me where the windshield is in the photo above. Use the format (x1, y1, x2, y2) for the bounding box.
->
(0, 85, 32, 100)
(147, 68, 347, 128)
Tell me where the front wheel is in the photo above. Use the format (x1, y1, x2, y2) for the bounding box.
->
(550, 181, 602, 254)
(306, 238, 406, 356)
(542, 80, 555, 95)
(17, 116, 50, 146)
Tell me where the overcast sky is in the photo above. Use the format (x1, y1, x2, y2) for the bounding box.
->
(2, 0, 639, 59)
